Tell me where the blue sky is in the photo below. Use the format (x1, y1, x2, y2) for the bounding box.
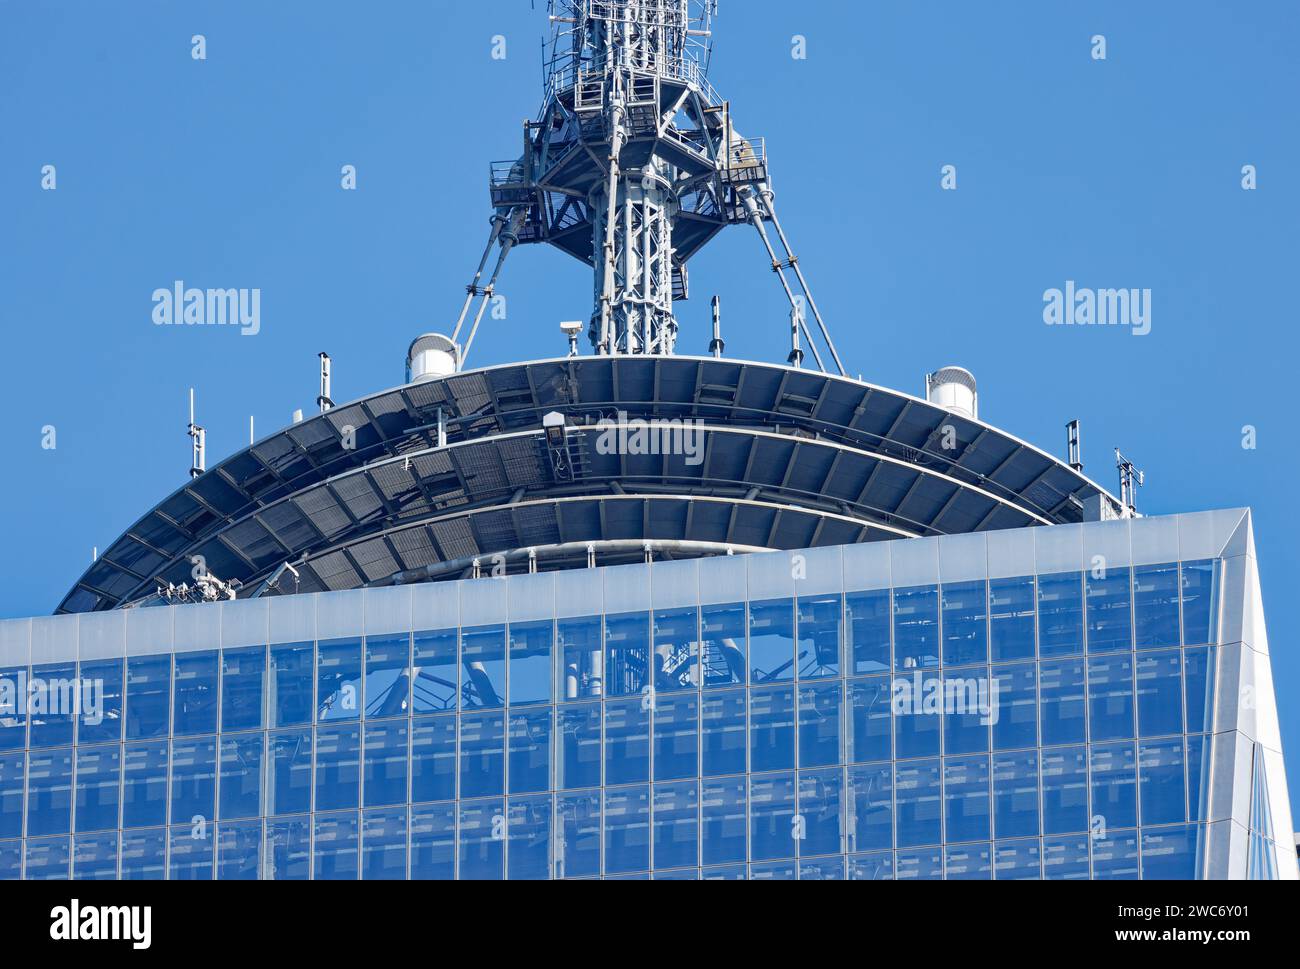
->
(1, 1, 1298, 813)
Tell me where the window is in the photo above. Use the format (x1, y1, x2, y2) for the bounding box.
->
(314, 724, 361, 811)
(508, 621, 553, 706)
(749, 599, 796, 683)
(459, 712, 505, 799)
(364, 635, 411, 719)
(313, 812, 359, 881)
(604, 786, 650, 874)
(653, 693, 699, 781)
(749, 685, 795, 773)
(989, 576, 1035, 662)
(361, 807, 406, 880)
(122, 741, 168, 828)
(410, 716, 456, 803)
(605, 613, 651, 698)
(700, 602, 746, 688)
(556, 703, 601, 790)
(749, 773, 796, 861)
(1180, 560, 1217, 646)
(268, 730, 312, 816)
(1133, 564, 1180, 648)
(992, 750, 1039, 839)
(848, 676, 891, 764)
(508, 794, 552, 880)
(363, 720, 409, 807)
(1088, 653, 1135, 741)
(126, 655, 170, 739)
(1086, 567, 1132, 653)
(605, 698, 650, 785)
(78, 658, 123, 744)
(29, 662, 76, 748)
(508, 707, 551, 794)
(652, 780, 699, 871)
(74, 744, 120, 833)
(701, 776, 746, 865)
(218, 734, 263, 820)
(944, 755, 991, 843)
(701, 690, 746, 777)
(1038, 572, 1083, 657)
(798, 682, 842, 767)
(846, 589, 890, 673)
(412, 630, 458, 713)
(221, 646, 265, 732)
(893, 585, 939, 670)
(942, 580, 988, 667)
(1136, 649, 1183, 737)
(269, 643, 313, 727)
(797, 594, 842, 679)
(894, 759, 941, 847)
(460, 626, 506, 709)
(317, 638, 363, 721)
(847, 763, 892, 852)
(557, 616, 603, 701)
(173, 651, 219, 736)
(653, 607, 700, 692)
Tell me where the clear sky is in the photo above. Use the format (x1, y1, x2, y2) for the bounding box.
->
(1, 0, 1297, 815)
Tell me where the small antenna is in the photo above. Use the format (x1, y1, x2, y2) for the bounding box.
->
(318, 352, 334, 413)
(560, 320, 583, 357)
(188, 388, 205, 479)
(1115, 448, 1145, 517)
(787, 301, 804, 368)
(709, 296, 724, 358)
(1066, 420, 1083, 472)
(249, 415, 255, 445)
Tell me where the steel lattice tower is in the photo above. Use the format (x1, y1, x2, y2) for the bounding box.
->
(452, 0, 845, 374)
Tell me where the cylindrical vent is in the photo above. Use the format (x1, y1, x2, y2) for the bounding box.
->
(407, 333, 459, 383)
(926, 366, 978, 419)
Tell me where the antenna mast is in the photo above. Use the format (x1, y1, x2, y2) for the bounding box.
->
(454, 0, 844, 372)
(188, 388, 205, 479)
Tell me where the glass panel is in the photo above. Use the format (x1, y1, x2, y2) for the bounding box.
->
(121, 741, 168, 828)
(1140, 737, 1186, 826)
(749, 599, 796, 683)
(1140, 824, 1199, 879)
(410, 715, 456, 803)
(461, 626, 506, 710)
(605, 612, 651, 698)
(895, 846, 942, 880)
(797, 594, 842, 679)
(1136, 649, 1183, 737)
(126, 655, 170, 739)
(700, 602, 746, 688)
(218, 734, 263, 820)
(994, 838, 1041, 880)
(28, 662, 76, 748)
(508, 794, 552, 880)
(410, 803, 455, 879)
(24, 836, 70, 879)
(555, 792, 600, 877)
(1088, 653, 1135, 741)
(700, 776, 746, 865)
(1092, 831, 1140, 879)
(78, 658, 123, 744)
(1039, 658, 1086, 746)
(653, 780, 699, 871)
(653, 692, 699, 781)
(848, 676, 890, 764)
(364, 635, 411, 719)
(1180, 560, 1216, 646)
(221, 645, 266, 733)
(653, 607, 699, 692)
(0, 752, 23, 839)
(266, 816, 311, 880)
(170, 736, 216, 825)
(846, 589, 890, 674)
(750, 685, 795, 773)
(992, 750, 1039, 839)
(217, 819, 262, 880)
(1086, 567, 1132, 653)
(989, 576, 1035, 663)
(894, 758, 941, 847)
(604, 785, 650, 874)
(1038, 572, 1083, 658)
(1042, 834, 1090, 880)
(313, 812, 359, 880)
(269, 642, 313, 727)
(74, 744, 120, 833)
(169, 823, 214, 880)
(992, 662, 1036, 751)
(941, 580, 988, 668)
(215, 822, 261, 879)
(508, 706, 552, 794)
(361, 807, 406, 880)
(945, 842, 992, 879)
(943, 755, 991, 843)
(1183, 646, 1215, 733)
(1134, 564, 1180, 648)
(1090, 741, 1138, 830)
(363, 720, 409, 807)
(893, 585, 939, 670)
(459, 711, 505, 799)
(412, 630, 458, 714)
(798, 682, 842, 768)
(0, 667, 27, 751)
(317, 638, 363, 721)
(943, 668, 991, 755)
(120, 828, 166, 880)
(701, 689, 746, 777)
(556, 703, 601, 790)
(557, 616, 603, 701)
(459, 799, 505, 880)
(749, 772, 796, 861)
(1041, 745, 1088, 835)
(508, 621, 553, 706)
(798, 767, 843, 857)
(314, 724, 361, 811)
(173, 651, 219, 736)
(893, 671, 941, 759)
(605, 698, 650, 785)
(73, 831, 118, 879)
(847, 762, 891, 852)
(268, 729, 312, 816)
(847, 850, 893, 880)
